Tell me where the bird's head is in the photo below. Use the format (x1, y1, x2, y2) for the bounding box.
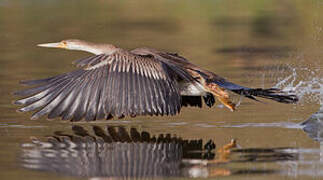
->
(37, 39, 116, 55)
(37, 39, 89, 51)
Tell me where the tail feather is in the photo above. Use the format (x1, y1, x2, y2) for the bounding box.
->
(214, 80, 298, 104)
(233, 88, 298, 103)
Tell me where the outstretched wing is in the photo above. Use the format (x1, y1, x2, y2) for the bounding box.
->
(14, 50, 185, 121)
(131, 48, 192, 68)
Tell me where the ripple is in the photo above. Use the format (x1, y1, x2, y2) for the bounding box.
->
(0, 123, 45, 128)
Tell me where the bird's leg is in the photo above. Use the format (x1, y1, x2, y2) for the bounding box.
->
(186, 69, 235, 111)
(204, 82, 236, 111)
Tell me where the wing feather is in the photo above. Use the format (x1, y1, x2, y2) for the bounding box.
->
(69, 71, 96, 121)
(96, 67, 108, 120)
(30, 79, 76, 120)
(110, 60, 119, 116)
(47, 74, 85, 119)
(61, 71, 91, 121)
(18, 79, 70, 112)
(33, 70, 92, 119)
(104, 60, 114, 116)
(143, 74, 154, 115)
(115, 63, 124, 117)
(157, 80, 166, 114)
(72, 54, 106, 68)
(15, 70, 81, 99)
(127, 63, 134, 116)
(85, 68, 102, 121)
(135, 67, 146, 116)
(72, 69, 97, 121)
(149, 76, 160, 115)
(15, 50, 185, 120)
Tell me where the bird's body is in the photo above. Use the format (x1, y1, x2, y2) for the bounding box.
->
(14, 39, 298, 121)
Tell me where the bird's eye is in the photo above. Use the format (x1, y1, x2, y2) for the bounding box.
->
(62, 41, 67, 45)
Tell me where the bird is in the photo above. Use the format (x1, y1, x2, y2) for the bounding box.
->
(14, 39, 298, 121)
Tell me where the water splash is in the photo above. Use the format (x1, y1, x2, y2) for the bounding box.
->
(273, 65, 323, 105)
(194, 122, 302, 129)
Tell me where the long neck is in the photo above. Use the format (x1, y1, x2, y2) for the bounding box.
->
(73, 41, 118, 55)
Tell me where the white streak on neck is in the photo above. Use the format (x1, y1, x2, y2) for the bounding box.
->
(86, 48, 104, 55)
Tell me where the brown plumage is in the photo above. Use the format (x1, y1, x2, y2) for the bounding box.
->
(14, 39, 298, 121)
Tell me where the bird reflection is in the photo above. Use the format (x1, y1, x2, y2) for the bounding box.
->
(20, 125, 215, 178)
(20, 125, 298, 179)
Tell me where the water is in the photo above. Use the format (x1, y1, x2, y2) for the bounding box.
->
(1, 0, 323, 179)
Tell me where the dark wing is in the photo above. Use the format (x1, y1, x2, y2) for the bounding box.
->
(181, 96, 202, 108)
(181, 93, 216, 108)
(131, 48, 216, 108)
(131, 47, 193, 67)
(14, 50, 185, 121)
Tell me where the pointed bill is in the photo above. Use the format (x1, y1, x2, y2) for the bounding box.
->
(37, 42, 66, 49)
